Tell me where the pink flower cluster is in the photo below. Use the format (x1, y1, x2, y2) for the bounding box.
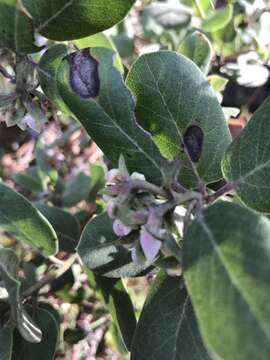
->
(104, 168, 162, 264)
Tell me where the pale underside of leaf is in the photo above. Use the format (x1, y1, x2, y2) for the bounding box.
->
(0, 248, 42, 343)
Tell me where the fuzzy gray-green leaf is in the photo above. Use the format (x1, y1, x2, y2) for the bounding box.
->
(131, 271, 212, 360)
(184, 201, 270, 360)
(56, 47, 168, 185)
(77, 212, 151, 278)
(222, 96, 270, 213)
(0, 182, 58, 256)
(126, 51, 231, 186)
(22, 0, 135, 41)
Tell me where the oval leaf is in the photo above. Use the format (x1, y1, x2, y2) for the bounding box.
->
(202, 5, 233, 33)
(131, 271, 212, 360)
(126, 51, 231, 186)
(35, 204, 80, 252)
(95, 276, 137, 351)
(38, 44, 70, 114)
(56, 47, 168, 185)
(77, 213, 152, 278)
(0, 183, 58, 256)
(184, 201, 270, 360)
(178, 31, 213, 74)
(222, 96, 270, 212)
(12, 305, 59, 360)
(22, 0, 135, 41)
(73, 32, 124, 74)
(0, 248, 42, 343)
(0, 0, 39, 54)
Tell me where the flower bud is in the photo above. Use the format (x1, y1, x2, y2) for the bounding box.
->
(107, 169, 119, 183)
(139, 226, 161, 261)
(113, 219, 132, 237)
(105, 184, 121, 197)
(133, 210, 149, 225)
(107, 199, 117, 219)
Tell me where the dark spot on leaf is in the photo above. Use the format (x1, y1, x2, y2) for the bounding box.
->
(183, 125, 204, 162)
(68, 49, 100, 98)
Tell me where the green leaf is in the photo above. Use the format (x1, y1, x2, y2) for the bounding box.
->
(64, 328, 84, 344)
(202, 5, 233, 32)
(131, 271, 212, 360)
(126, 51, 231, 186)
(12, 305, 59, 360)
(21, 0, 135, 41)
(184, 201, 270, 360)
(222, 96, 270, 213)
(178, 31, 213, 74)
(35, 204, 80, 252)
(38, 44, 70, 114)
(73, 32, 124, 74)
(0, 248, 42, 343)
(35, 142, 58, 183)
(88, 164, 105, 202)
(211, 18, 236, 56)
(190, 0, 213, 18)
(0, 327, 13, 360)
(56, 47, 168, 185)
(95, 276, 136, 351)
(0, 182, 58, 256)
(13, 167, 44, 193)
(63, 172, 91, 207)
(47, 124, 81, 148)
(38, 302, 61, 330)
(0, 0, 39, 54)
(78, 213, 152, 278)
(208, 74, 228, 92)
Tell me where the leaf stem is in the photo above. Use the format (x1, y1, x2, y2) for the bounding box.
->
(205, 182, 235, 203)
(130, 179, 169, 198)
(22, 254, 77, 299)
(194, 0, 206, 19)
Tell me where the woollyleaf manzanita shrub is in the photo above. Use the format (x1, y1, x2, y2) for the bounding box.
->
(0, 1, 270, 359)
(38, 44, 270, 359)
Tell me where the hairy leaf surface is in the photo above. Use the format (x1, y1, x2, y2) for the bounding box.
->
(56, 47, 168, 185)
(77, 213, 152, 278)
(184, 202, 270, 360)
(126, 51, 231, 186)
(0, 0, 39, 54)
(0, 183, 58, 256)
(0, 248, 42, 343)
(22, 0, 135, 40)
(131, 271, 212, 360)
(222, 96, 270, 212)
(12, 305, 59, 360)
